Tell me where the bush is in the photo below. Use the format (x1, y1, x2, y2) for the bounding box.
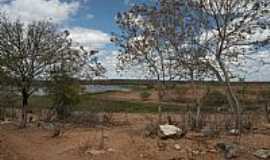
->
(48, 74, 82, 120)
(140, 91, 151, 101)
(202, 90, 228, 107)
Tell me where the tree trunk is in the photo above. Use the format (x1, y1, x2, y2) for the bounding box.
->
(191, 81, 201, 129)
(217, 60, 241, 131)
(158, 85, 162, 124)
(219, 62, 241, 131)
(21, 89, 29, 128)
(225, 80, 241, 130)
(265, 103, 270, 123)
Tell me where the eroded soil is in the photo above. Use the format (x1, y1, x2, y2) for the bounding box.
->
(0, 114, 270, 160)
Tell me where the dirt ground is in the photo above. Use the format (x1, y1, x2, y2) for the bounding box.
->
(0, 113, 270, 160)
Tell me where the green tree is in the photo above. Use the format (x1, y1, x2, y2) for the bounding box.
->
(0, 13, 105, 127)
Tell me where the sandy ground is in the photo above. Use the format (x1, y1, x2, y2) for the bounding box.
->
(0, 114, 270, 160)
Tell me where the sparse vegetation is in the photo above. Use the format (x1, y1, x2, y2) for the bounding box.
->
(0, 0, 270, 160)
(202, 90, 228, 107)
(140, 91, 151, 101)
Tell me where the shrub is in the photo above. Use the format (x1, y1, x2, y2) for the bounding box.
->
(140, 91, 151, 101)
(48, 74, 82, 120)
(202, 90, 228, 107)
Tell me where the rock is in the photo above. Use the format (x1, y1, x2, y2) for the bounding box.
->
(51, 128, 61, 138)
(174, 144, 181, 150)
(144, 123, 158, 137)
(229, 129, 240, 135)
(254, 149, 270, 159)
(192, 150, 200, 155)
(201, 127, 216, 137)
(208, 149, 218, 153)
(85, 149, 106, 155)
(216, 143, 239, 159)
(107, 148, 116, 152)
(158, 124, 183, 139)
(169, 157, 182, 160)
(0, 120, 12, 125)
(262, 123, 270, 129)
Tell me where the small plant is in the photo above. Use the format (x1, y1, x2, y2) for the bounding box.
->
(202, 90, 228, 107)
(140, 91, 151, 101)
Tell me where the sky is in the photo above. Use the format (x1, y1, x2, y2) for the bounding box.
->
(0, 0, 269, 81)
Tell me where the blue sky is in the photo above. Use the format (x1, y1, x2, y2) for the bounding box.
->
(0, 0, 269, 80)
(67, 0, 151, 33)
(68, 0, 127, 33)
(0, 0, 151, 79)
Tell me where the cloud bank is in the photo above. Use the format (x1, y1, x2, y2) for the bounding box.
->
(0, 0, 79, 23)
(68, 27, 111, 50)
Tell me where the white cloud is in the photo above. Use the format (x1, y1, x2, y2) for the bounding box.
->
(68, 27, 111, 50)
(0, 0, 79, 23)
(98, 50, 147, 79)
(85, 14, 95, 20)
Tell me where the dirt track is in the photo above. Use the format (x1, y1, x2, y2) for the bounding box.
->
(0, 114, 270, 160)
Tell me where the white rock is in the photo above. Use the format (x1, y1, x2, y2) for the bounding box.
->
(86, 149, 106, 155)
(174, 144, 181, 150)
(254, 149, 270, 159)
(229, 129, 240, 135)
(159, 124, 183, 139)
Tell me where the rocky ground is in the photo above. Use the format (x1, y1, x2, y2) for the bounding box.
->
(0, 113, 270, 160)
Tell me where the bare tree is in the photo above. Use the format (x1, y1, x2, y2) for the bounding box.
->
(186, 0, 270, 130)
(0, 14, 105, 127)
(113, 0, 188, 123)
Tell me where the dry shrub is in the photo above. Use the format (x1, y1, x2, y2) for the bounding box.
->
(67, 112, 116, 127)
(202, 90, 228, 107)
(144, 122, 158, 138)
(103, 112, 114, 124)
(69, 112, 104, 127)
(140, 91, 152, 101)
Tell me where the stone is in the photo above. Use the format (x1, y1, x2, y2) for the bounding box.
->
(201, 127, 216, 137)
(107, 148, 116, 152)
(158, 124, 183, 139)
(229, 129, 240, 135)
(174, 144, 181, 150)
(208, 149, 218, 153)
(262, 123, 270, 129)
(216, 143, 239, 159)
(0, 120, 12, 125)
(85, 149, 106, 155)
(192, 150, 200, 155)
(254, 149, 270, 159)
(51, 128, 61, 138)
(144, 123, 158, 137)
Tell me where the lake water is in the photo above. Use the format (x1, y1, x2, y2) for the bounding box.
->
(84, 85, 130, 93)
(0, 85, 130, 96)
(33, 85, 130, 96)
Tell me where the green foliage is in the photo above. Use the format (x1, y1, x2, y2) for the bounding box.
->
(202, 90, 228, 107)
(140, 91, 151, 100)
(49, 73, 82, 119)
